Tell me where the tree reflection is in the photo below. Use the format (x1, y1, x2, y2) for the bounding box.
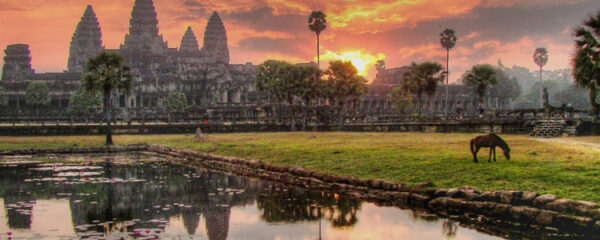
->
(442, 219, 458, 237)
(256, 188, 361, 228)
(0, 159, 361, 239)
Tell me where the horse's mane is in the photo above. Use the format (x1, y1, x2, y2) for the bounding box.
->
(490, 133, 510, 151)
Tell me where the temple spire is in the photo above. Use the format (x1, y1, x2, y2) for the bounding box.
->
(179, 26, 200, 55)
(200, 11, 230, 64)
(68, 5, 103, 73)
(122, 0, 167, 52)
(2, 44, 35, 81)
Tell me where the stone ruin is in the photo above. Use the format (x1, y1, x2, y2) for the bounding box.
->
(0, 0, 257, 115)
(0, 0, 519, 119)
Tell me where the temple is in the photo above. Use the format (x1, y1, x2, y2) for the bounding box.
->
(359, 60, 517, 116)
(0, 0, 256, 115)
(0, 0, 517, 118)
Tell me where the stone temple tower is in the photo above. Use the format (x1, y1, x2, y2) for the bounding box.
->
(68, 5, 104, 73)
(1, 44, 35, 81)
(121, 0, 168, 53)
(179, 26, 201, 56)
(200, 12, 230, 64)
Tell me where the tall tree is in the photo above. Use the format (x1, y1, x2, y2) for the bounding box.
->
(256, 60, 287, 125)
(0, 86, 7, 107)
(440, 28, 457, 116)
(402, 63, 425, 115)
(489, 68, 521, 109)
(572, 10, 600, 120)
(25, 81, 51, 117)
(463, 64, 498, 105)
(67, 88, 102, 121)
(163, 91, 188, 124)
(421, 62, 446, 114)
(256, 60, 306, 131)
(533, 47, 549, 108)
(308, 11, 327, 68)
(402, 62, 445, 115)
(83, 51, 132, 145)
(296, 64, 323, 131)
(326, 60, 367, 127)
(389, 87, 413, 114)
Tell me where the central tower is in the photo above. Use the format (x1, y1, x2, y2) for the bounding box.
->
(68, 5, 104, 73)
(200, 12, 230, 64)
(121, 0, 168, 53)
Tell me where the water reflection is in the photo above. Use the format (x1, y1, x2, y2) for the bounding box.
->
(0, 154, 504, 239)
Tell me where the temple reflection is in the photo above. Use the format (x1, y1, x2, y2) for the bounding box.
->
(0, 159, 361, 239)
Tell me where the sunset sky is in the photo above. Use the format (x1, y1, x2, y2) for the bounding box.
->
(0, 0, 598, 82)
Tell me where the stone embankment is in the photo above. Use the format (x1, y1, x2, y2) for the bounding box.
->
(1, 145, 599, 238)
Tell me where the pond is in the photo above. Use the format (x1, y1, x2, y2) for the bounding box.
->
(0, 153, 533, 239)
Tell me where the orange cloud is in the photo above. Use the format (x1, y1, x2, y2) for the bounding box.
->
(0, 0, 585, 83)
(319, 50, 386, 78)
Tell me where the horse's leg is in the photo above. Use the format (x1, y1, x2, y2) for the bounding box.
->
(488, 148, 492, 163)
(493, 146, 497, 162)
(473, 146, 480, 163)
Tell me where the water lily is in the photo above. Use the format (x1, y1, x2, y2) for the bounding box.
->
(6, 232, 11, 236)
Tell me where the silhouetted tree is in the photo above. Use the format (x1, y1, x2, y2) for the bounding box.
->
(389, 87, 413, 114)
(490, 68, 521, 108)
(163, 91, 188, 123)
(309, 11, 327, 68)
(296, 64, 323, 131)
(25, 81, 51, 118)
(533, 47, 549, 108)
(440, 28, 457, 116)
(572, 10, 600, 120)
(256, 60, 286, 124)
(256, 60, 306, 131)
(326, 60, 367, 127)
(463, 64, 498, 105)
(83, 51, 132, 145)
(402, 62, 445, 115)
(0, 86, 7, 107)
(67, 88, 102, 122)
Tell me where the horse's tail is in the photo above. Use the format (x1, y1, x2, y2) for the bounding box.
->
(470, 139, 475, 154)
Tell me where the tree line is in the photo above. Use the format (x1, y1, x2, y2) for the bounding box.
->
(255, 60, 367, 131)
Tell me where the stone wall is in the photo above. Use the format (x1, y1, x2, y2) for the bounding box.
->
(0, 121, 533, 136)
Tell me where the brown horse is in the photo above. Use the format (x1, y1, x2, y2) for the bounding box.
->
(470, 133, 511, 163)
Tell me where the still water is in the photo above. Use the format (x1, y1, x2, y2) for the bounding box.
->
(0, 154, 503, 240)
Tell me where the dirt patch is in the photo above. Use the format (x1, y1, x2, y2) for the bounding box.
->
(535, 138, 600, 151)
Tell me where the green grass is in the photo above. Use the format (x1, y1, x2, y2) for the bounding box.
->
(1, 132, 600, 202)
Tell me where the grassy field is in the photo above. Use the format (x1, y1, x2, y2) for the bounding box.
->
(1, 132, 600, 202)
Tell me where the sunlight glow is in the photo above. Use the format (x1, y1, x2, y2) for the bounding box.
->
(319, 50, 386, 77)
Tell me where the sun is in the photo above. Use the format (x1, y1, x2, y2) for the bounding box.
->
(318, 50, 386, 77)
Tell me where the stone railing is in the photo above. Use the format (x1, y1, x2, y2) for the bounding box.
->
(0, 120, 532, 136)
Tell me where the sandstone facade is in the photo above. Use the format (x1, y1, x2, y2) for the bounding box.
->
(0, 0, 256, 115)
(67, 5, 103, 73)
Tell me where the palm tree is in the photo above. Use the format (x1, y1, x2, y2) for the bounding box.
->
(533, 47, 548, 108)
(572, 11, 600, 120)
(463, 64, 498, 106)
(440, 28, 457, 116)
(25, 82, 51, 119)
(309, 11, 327, 68)
(296, 64, 322, 131)
(402, 62, 445, 115)
(83, 51, 132, 145)
(326, 60, 367, 127)
(403, 63, 425, 115)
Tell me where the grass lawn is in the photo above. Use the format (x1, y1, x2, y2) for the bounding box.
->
(1, 132, 600, 202)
